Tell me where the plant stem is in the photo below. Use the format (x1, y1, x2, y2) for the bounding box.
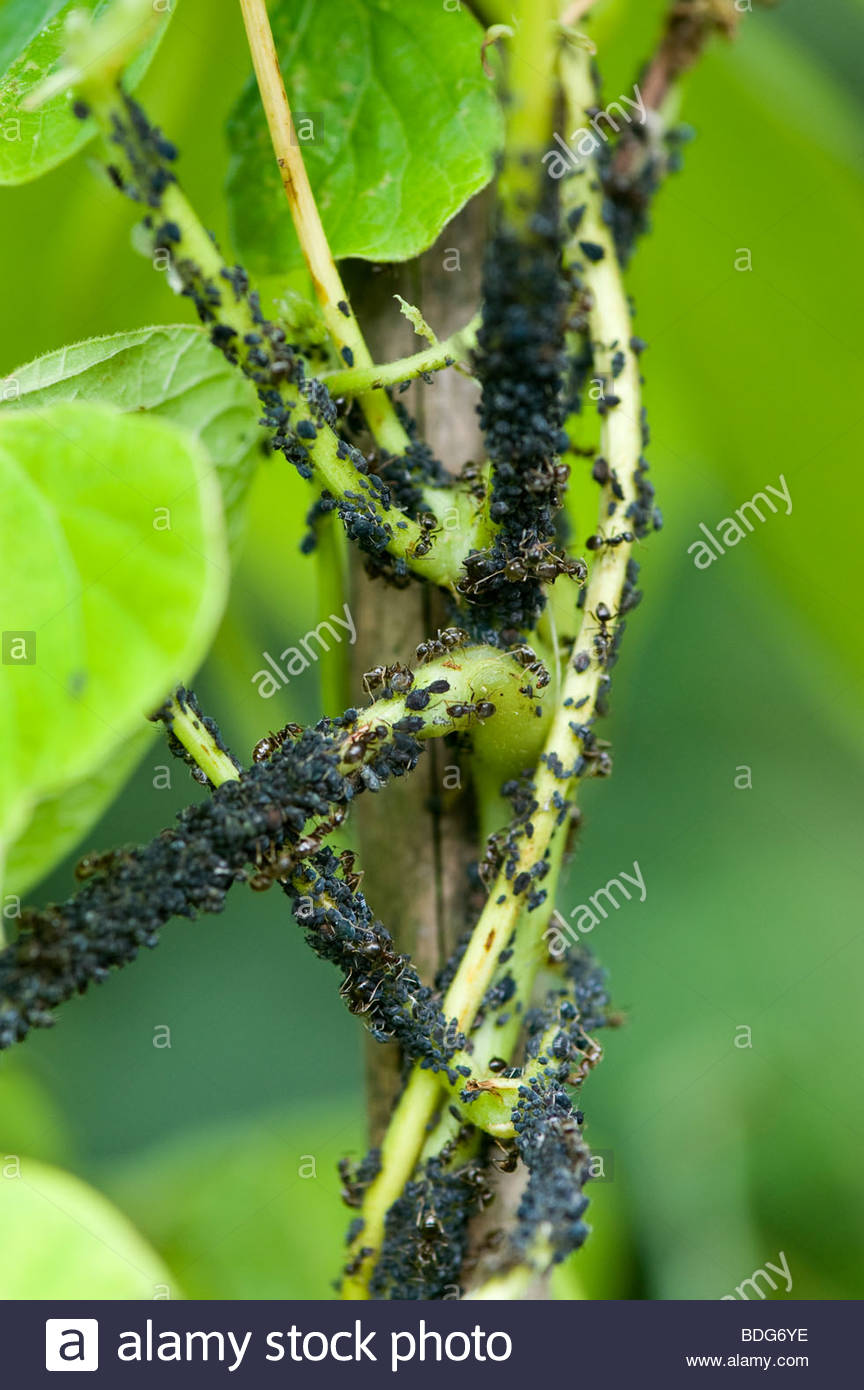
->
(497, 0, 559, 224)
(237, 0, 408, 456)
(343, 32, 653, 1301)
(88, 100, 456, 587)
(167, 693, 241, 787)
(320, 315, 481, 398)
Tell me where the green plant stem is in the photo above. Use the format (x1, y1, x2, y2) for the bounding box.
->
(42, 0, 464, 591)
(343, 34, 651, 1301)
(237, 0, 408, 457)
(320, 315, 481, 397)
(81, 89, 458, 589)
(464, 1242, 555, 1299)
(162, 641, 535, 803)
(497, 0, 559, 224)
(167, 694, 241, 787)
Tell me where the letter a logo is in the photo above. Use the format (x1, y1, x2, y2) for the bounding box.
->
(45, 1319, 99, 1371)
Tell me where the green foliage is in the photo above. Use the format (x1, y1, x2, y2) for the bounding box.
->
(0, 1063, 71, 1165)
(225, 0, 503, 272)
(629, 19, 864, 733)
(0, 1155, 175, 1297)
(6, 732, 149, 900)
(0, 402, 227, 893)
(6, 325, 267, 554)
(0, 0, 170, 185)
(0, 0, 860, 1304)
(109, 1103, 365, 1298)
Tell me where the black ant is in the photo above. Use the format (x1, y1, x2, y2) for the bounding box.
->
(445, 701, 496, 722)
(408, 511, 439, 560)
(510, 643, 551, 689)
(338, 849, 364, 893)
(341, 723, 387, 764)
(589, 602, 616, 664)
(460, 460, 487, 500)
(585, 530, 634, 550)
(478, 832, 504, 887)
(362, 663, 414, 697)
(415, 627, 469, 664)
(252, 723, 302, 762)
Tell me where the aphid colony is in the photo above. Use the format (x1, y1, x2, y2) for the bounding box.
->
(0, 11, 707, 1295)
(461, 211, 582, 643)
(0, 699, 436, 1056)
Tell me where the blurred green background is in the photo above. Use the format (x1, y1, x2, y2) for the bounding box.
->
(1, 0, 862, 1299)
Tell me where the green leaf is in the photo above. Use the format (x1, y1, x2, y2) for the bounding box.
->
(0, 1156, 176, 1297)
(0, 1, 171, 185)
(4, 726, 150, 898)
(225, 0, 503, 273)
(3, 324, 266, 555)
(0, 1063, 72, 1166)
(109, 1101, 364, 1297)
(0, 401, 228, 893)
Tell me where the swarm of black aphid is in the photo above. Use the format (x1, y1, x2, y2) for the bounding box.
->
(376, 415, 450, 519)
(463, 214, 578, 638)
(0, 727, 339, 1049)
(563, 942, 612, 1033)
(512, 1076, 592, 1264)
(464, 943, 611, 1272)
(494, 772, 552, 907)
(369, 1148, 491, 1299)
(600, 122, 695, 266)
(0, 708, 426, 1052)
(286, 847, 464, 1075)
(92, 94, 415, 582)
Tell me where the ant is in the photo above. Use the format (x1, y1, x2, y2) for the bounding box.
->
(460, 460, 487, 501)
(341, 722, 386, 764)
(445, 701, 496, 722)
(478, 832, 505, 887)
(588, 601, 617, 665)
(510, 643, 551, 689)
(252, 723, 303, 762)
(585, 529, 634, 550)
(362, 663, 414, 697)
(338, 849, 364, 893)
(408, 511, 439, 560)
(415, 627, 470, 664)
